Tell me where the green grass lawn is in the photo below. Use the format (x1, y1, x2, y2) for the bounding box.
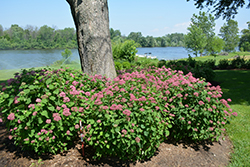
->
(214, 70, 250, 166)
(191, 52, 250, 65)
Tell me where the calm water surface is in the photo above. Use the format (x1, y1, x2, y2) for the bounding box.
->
(0, 47, 190, 70)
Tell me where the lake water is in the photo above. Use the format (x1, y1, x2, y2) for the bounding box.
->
(0, 47, 190, 70)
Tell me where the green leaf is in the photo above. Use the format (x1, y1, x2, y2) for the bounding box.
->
(29, 85, 36, 90)
(49, 96, 56, 101)
(38, 117, 43, 124)
(49, 85, 54, 90)
(41, 110, 49, 118)
(23, 89, 30, 94)
(48, 106, 55, 111)
(53, 89, 60, 95)
(46, 78, 52, 85)
(144, 131, 149, 136)
(141, 124, 145, 129)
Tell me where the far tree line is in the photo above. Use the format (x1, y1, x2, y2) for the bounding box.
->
(0, 18, 249, 53)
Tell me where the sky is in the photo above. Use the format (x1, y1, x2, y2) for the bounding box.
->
(0, 0, 249, 37)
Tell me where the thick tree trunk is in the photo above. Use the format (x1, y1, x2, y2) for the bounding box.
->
(66, 0, 117, 79)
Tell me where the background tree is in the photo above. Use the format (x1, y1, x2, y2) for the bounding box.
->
(191, 11, 215, 55)
(184, 25, 207, 57)
(219, 20, 240, 52)
(61, 48, 73, 64)
(239, 21, 250, 51)
(66, 0, 117, 79)
(210, 36, 225, 56)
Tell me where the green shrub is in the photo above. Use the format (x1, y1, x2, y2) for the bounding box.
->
(204, 59, 216, 69)
(122, 61, 131, 69)
(218, 59, 230, 69)
(187, 54, 196, 68)
(0, 67, 108, 155)
(244, 59, 250, 69)
(192, 66, 215, 82)
(112, 40, 138, 62)
(157, 60, 166, 68)
(0, 66, 236, 161)
(114, 61, 123, 71)
(231, 57, 246, 69)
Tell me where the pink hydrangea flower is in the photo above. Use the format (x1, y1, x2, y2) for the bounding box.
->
(85, 92, 91, 96)
(46, 119, 51, 124)
(123, 109, 131, 116)
(75, 124, 79, 129)
(97, 120, 101, 123)
(37, 132, 41, 136)
(63, 108, 71, 116)
(121, 129, 127, 135)
(63, 97, 70, 103)
(87, 124, 91, 129)
(36, 98, 41, 103)
(52, 136, 55, 139)
(188, 121, 191, 124)
(232, 112, 238, 116)
(139, 108, 145, 112)
(0, 118, 2, 123)
(7, 113, 15, 121)
(9, 135, 13, 140)
(66, 130, 70, 135)
(130, 129, 134, 133)
(87, 137, 91, 141)
(54, 116, 61, 122)
(59, 92, 66, 97)
(198, 101, 204, 105)
(31, 140, 35, 143)
(135, 137, 141, 143)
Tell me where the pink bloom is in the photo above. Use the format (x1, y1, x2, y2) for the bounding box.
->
(169, 113, 175, 117)
(54, 116, 61, 122)
(221, 121, 225, 125)
(39, 137, 42, 141)
(14, 127, 17, 130)
(37, 132, 41, 135)
(198, 101, 204, 105)
(56, 106, 61, 111)
(36, 98, 41, 103)
(155, 106, 160, 110)
(132, 123, 135, 127)
(63, 97, 70, 103)
(61, 104, 67, 108)
(87, 137, 91, 141)
(9, 135, 13, 140)
(232, 112, 238, 116)
(7, 113, 15, 120)
(31, 140, 35, 143)
(0, 118, 2, 123)
(59, 92, 66, 97)
(87, 124, 91, 129)
(139, 108, 145, 112)
(52, 136, 55, 139)
(185, 104, 189, 108)
(130, 129, 134, 133)
(209, 120, 213, 124)
(188, 121, 191, 124)
(121, 129, 127, 135)
(46, 119, 51, 124)
(123, 109, 131, 116)
(193, 92, 199, 97)
(97, 120, 101, 123)
(66, 130, 70, 135)
(194, 128, 198, 132)
(227, 98, 232, 102)
(135, 137, 141, 143)
(85, 92, 91, 96)
(63, 108, 71, 116)
(18, 119, 21, 124)
(209, 127, 214, 131)
(75, 124, 79, 129)
(102, 106, 109, 110)
(79, 107, 84, 112)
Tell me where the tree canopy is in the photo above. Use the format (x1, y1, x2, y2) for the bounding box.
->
(188, 0, 250, 19)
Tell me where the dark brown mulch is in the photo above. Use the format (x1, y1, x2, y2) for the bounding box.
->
(0, 120, 233, 167)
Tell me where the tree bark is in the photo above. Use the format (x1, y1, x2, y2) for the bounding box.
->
(66, 0, 117, 79)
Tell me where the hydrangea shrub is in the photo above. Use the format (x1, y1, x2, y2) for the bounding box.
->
(0, 66, 236, 161)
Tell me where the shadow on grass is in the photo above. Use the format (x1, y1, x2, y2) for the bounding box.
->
(214, 70, 250, 106)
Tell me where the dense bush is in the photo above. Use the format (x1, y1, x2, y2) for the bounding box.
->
(231, 57, 246, 69)
(112, 40, 138, 62)
(157, 60, 166, 68)
(0, 66, 236, 161)
(114, 62, 123, 71)
(122, 61, 131, 69)
(218, 59, 230, 69)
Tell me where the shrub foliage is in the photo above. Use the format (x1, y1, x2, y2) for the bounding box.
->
(0, 66, 236, 161)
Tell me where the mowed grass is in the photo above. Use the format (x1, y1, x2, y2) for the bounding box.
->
(190, 52, 250, 65)
(214, 70, 250, 166)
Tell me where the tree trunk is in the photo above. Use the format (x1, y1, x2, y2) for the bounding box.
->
(66, 0, 117, 80)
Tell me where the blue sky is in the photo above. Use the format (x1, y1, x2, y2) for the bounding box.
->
(0, 0, 249, 37)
